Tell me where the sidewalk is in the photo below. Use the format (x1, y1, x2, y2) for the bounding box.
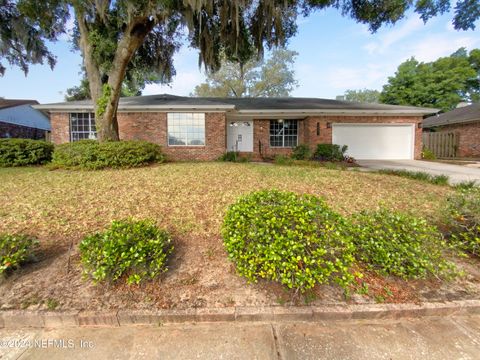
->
(1, 315, 479, 359)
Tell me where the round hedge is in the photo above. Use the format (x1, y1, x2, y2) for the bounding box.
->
(79, 219, 173, 285)
(51, 140, 164, 170)
(222, 190, 355, 291)
(0, 139, 53, 167)
(351, 209, 455, 279)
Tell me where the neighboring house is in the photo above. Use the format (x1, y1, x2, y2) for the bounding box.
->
(35, 94, 436, 161)
(423, 103, 480, 158)
(0, 99, 51, 140)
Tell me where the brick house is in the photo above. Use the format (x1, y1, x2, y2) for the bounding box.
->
(423, 103, 480, 158)
(35, 94, 436, 161)
(0, 99, 51, 140)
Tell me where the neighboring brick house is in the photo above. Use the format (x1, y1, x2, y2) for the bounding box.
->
(35, 94, 436, 161)
(0, 99, 51, 139)
(423, 103, 480, 158)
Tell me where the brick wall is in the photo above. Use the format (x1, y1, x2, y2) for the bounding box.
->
(433, 121, 480, 158)
(303, 115, 423, 160)
(251, 116, 422, 160)
(50, 112, 227, 161)
(118, 112, 226, 161)
(50, 113, 70, 143)
(48, 111, 424, 161)
(0, 121, 47, 140)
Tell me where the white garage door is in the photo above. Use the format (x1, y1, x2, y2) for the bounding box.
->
(332, 124, 414, 160)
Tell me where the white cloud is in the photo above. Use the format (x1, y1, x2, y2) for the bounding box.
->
(408, 35, 478, 62)
(59, 16, 75, 42)
(324, 63, 390, 90)
(364, 17, 424, 54)
(445, 20, 456, 32)
(292, 62, 389, 98)
(143, 70, 205, 96)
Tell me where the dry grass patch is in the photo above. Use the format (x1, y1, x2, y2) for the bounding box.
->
(1, 162, 475, 310)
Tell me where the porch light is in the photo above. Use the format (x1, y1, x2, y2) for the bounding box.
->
(278, 119, 284, 123)
(326, 122, 332, 128)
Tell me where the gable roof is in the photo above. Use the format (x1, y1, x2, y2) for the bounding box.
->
(423, 103, 480, 128)
(0, 99, 38, 110)
(34, 94, 438, 116)
(0, 104, 51, 131)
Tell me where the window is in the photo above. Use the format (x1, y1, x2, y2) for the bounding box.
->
(168, 113, 205, 146)
(269, 120, 298, 147)
(70, 113, 96, 141)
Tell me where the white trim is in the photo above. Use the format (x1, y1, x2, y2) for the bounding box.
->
(34, 104, 437, 117)
(235, 109, 437, 116)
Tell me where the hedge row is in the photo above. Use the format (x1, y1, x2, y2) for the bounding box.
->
(0, 139, 164, 169)
(222, 190, 457, 292)
(0, 139, 53, 166)
(4, 189, 476, 291)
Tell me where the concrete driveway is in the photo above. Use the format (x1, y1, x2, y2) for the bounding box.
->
(357, 160, 480, 185)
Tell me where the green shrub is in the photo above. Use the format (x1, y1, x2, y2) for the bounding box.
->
(377, 169, 449, 186)
(0, 139, 54, 167)
(312, 144, 347, 161)
(445, 188, 480, 256)
(422, 147, 436, 160)
(51, 140, 164, 170)
(222, 190, 355, 291)
(274, 154, 294, 165)
(350, 209, 455, 279)
(291, 144, 311, 160)
(0, 234, 38, 275)
(219, 151, 239, 162)
(219, 151, 251, 163)
(79, 219, 174, 284)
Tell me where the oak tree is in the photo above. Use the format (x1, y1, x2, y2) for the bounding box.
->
(1, 0, 479, 140)
(192, 48, 298, 97)
(380, 48, 480, 111)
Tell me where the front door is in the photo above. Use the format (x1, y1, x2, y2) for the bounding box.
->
(227, 121, 253, 152)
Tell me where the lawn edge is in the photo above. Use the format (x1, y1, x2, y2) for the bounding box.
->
(1, 300, 479, 328)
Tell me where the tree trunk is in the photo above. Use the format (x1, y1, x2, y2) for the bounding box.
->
(96, 28, 150, 141)
(74, 9, 153, 141)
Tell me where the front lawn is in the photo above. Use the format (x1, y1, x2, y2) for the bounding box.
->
(0, 163, 478, 310)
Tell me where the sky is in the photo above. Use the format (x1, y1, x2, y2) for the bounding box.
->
(0, 7, 478, 104)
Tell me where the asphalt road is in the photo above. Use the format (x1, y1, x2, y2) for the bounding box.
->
(1, 315, 479, 359)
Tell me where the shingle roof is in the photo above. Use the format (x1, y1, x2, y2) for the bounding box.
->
(0, 99, 38, 110)
(423, 103, 480, 128)
(34, 94, 438, 115)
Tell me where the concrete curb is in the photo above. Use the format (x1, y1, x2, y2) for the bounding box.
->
(1, 300, 479, 329)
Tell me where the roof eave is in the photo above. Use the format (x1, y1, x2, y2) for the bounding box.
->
(33, 104, 236, 112)
(235, 108, 438, 116)
(423, 117, 480, 128)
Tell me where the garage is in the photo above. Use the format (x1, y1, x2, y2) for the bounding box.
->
(332, 124, 415, 160)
